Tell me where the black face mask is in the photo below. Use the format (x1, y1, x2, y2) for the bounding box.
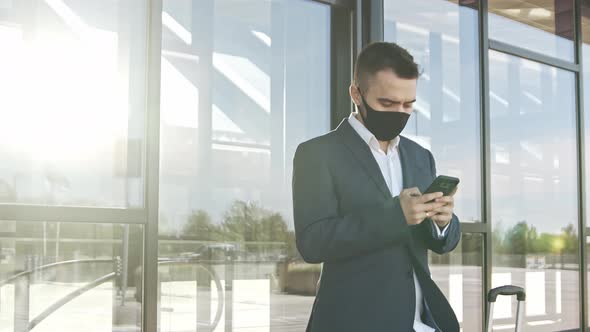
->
(358, 90, 410, 141)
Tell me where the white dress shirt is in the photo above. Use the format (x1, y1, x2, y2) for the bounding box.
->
(347, 113, 449, 332)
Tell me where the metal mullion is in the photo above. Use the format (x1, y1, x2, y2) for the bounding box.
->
(0, 205, 146, 224)
(489, 39, 580, 73)
(143, 0, 162, 331)
(574, 0, 587, 330)
(355, 0, 362, 54)
(331, 3, 354, 128)
(356, 0, 382, 50)
(367, 0, 383, 43)
(479, 0, 493, 331)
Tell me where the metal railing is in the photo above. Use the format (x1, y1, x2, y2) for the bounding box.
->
(0, 252, 232, 332)
(0, 258, 121, 332)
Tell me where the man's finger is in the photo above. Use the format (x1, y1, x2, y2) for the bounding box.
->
(434, 196, 453, 204)
(414, 211, 428, 223)
(404, 187, 422, 197)
(419, 191, 443, 203)
(431, 206, 453, 214)
(417, 201, 446, 212)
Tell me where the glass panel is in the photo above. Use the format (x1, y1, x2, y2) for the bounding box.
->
(0, 221, 143, 332)
(429, 233, 484, 331)
(158, 0, 330, 331)
(0, 0, 147, 207)
(488, 0, 574, 61)
(383, 0, 482, 222)
(489, 50, 578, 331)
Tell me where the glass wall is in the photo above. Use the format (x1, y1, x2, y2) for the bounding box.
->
(0, 0, 147, 208)
(157, 0, 330, 331)
(488, 0, 574, 61)
(0, 221, 143, 332)
(489, 51, 578, 331)
(582, 1, 590, 329)
(384, 0, 484, 329)
(384, 1, 590, 331)
(429, 233, 484, 332)
(0, 1, 149, 332)
(384, 0, 482, 224)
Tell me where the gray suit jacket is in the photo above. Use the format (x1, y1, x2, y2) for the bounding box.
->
(292, 118, 461, 332)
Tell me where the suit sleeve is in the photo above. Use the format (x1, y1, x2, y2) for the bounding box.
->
(420, 149, 461, 255)
(292, 142, 411, 264)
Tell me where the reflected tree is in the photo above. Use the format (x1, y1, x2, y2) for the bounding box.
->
(221, 200, 288, 242)
(182, 210, 224, 241)
(492, 220, 579, 267)
(220, 200, 298, 259)
(173, 201, 301, 260)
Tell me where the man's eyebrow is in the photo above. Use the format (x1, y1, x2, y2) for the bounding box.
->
(377, 98, 417, 103)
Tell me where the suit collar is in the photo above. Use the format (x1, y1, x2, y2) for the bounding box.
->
(335, 117, 416, 198)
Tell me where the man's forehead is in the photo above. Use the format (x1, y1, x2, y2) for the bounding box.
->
(366, 84, 416, 102)
(365, 69, 417, 99)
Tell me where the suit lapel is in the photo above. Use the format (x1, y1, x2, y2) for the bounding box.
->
(336, 119, 391, 198)
(398, 136, 415, 190)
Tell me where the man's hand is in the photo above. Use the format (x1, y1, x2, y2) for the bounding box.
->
(430, 186, 458, 228)
(399, 187, 445, 226)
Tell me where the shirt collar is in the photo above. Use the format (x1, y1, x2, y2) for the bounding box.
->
(347, 112, 400, 153)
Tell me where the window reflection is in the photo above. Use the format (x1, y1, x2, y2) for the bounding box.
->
(384, 0, 482, 224)
(429, 233, 484, 331)
(490, 50, 578, 331)
(0, 0, 147, 207)
(0, 221, 143, 332)
(158, 0, 330, 331)
(581, 3, 590, 329)
(488, 0, 574, 61)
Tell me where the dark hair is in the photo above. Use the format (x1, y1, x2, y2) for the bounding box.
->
(353, 42, 420, 91)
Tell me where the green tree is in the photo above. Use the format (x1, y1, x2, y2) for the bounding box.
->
(503, 221, 529, 255)
(221, 200, 289, 242)
(536, 233, 555, 254)
(492, 221, 505, 255)
(182, 210, 223, 241)
(561, 223, 577, 255)
(220, 200, 292, 257)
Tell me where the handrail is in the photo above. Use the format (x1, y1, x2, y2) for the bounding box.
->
(0, 258, 116, 287)
(1, 256, 230, 332)
(27, 272, 117, 330)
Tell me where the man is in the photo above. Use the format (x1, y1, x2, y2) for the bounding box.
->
(292, 42, 461, 332)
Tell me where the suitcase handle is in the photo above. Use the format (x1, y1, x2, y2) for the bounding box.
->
(487, 285, 526, 302)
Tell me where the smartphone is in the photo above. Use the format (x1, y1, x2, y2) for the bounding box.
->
(423, 175, 460, 200)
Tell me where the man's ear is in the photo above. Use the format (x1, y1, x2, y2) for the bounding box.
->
(349, 84, 361, 107)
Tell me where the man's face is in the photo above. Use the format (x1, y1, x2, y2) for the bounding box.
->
(350, 68, 417, 116)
